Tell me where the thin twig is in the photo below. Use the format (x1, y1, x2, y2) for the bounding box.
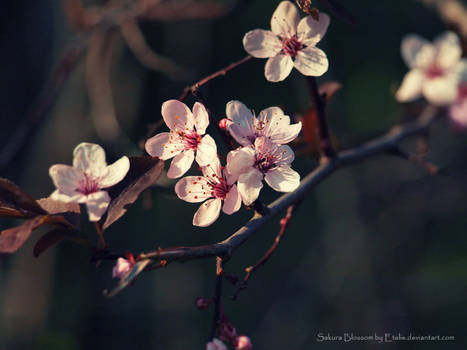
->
(210, 257, 224, 340)
(178, 55, 252, 101)
(306, 76, 336, 160)
(232, 202, 300, 300)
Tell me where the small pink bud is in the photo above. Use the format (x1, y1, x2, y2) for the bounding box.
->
(279, 218, 287, 226)
(219, 118, 229, 130)
(195, 297, 212, 310)
(112, 257, 132, 279)
(235, 335, 252, 350)
(206, 338, 228, 350)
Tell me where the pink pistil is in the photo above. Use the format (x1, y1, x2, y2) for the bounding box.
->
(183, 131, 202, 150)
(425, 64, 444, 79)
(282, 35, 302, 58)
(78, 174, 99, 195)
(211, 178, 230, 200)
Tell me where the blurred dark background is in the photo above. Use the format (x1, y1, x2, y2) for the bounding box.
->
(1, 0, 467, 349)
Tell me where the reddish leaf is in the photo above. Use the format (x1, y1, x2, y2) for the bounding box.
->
(0, 178, 47, 218)
(33, 228, 70, 258)
(37, 197, 81, 229)
(319, 81, 342, 103)
(102, 156, 164, 230)
(0, 216, 46, 253)
(301, 107, 320, 146)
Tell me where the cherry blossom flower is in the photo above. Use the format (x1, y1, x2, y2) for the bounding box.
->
(226, 137, 300, 205)
(49, 142, 130, 221)
(235, 335, 253, 350)
(449, 63, 467, 129)
(175, 156, 241, 227)
(243, 1, 329, 82)
(112, 257, 133, 279)
(206, 339, 228, 350)
(396, 31, 466, 105)
(225, 100, 301, 146)
(145, 100, 217, 178)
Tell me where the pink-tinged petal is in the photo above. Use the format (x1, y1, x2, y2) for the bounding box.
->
(161, 99, 194, 131)
(243, 29, 282, 58)
(167, 150, 194, 178)
(273, 144, 295, 166)
(422, 76, 458, 105)
(112, 258, 132, 279)
(395, 69, 424, 102)
(222, 184, 241, 215)
(449, 98, 467, 129)
(196, 134, 217, 166)
(206, 339, 228, 350)
(193, 102, 209, 135)
(226, 147, 255, 182)
(226, 100, 254, 127)
(401, 34, 433, 68)
(73, 143, 107, 177)
(297, 12, 330, 46)
(294, 47, 328, 77)
(235, 335, 253, 350)
(238, 169, 263, 205)
(50, 189, 86, 204)
(175, 176, 212, 203)
(99, 156, 130, 188)
(271, 1, 300, 38)
(260, 108, 302, 144)
(434, 31, 462, 69)
(145, 132, 183, 160)
(257, 106, 285, 136)
(193, 198, 222, 227)
(85, 190, 111, 221)
(265, 166, 300, 192)
(49, 164, 84, 196)
(201, 155, 222, 181)
(265, 55, 294, 82)
(227, 123, 254, 146)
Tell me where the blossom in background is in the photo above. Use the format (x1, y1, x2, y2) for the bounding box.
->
(226, 137, 300, 205)
(396, 31, 466, 105)
(145, 100, 217, 178)
(449, 63, 467, 129)
(206, 339, 228, 350)
(225, 100, 301, 146)
(175, 156, 241, 227)
(242, 1, 329, 82)
(49, 143, 130, 221)
(112, 257, 133, 279)
(235, 335, 253, 350)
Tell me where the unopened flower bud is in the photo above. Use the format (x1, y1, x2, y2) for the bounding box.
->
(219, 118, 229, 130)
(206, 338, 228, 350)
(112, 257, 132, 279)
(235, 335, 252, 350)
(195, 297, 212, 310)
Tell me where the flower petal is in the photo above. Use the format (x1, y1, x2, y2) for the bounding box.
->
(193, 198, 222, 227)
(271, 1, 300, 38)
(259, 107, 302, 144)
(175, 176, 212, 203)
(193, 102, 209, 135)
(422, 76, 458, 105)
(243, 29, 282, 58)
(265, 166, 300, 192)
(294, 47, 329, 77)
(201, 155, 222, 181)
(167, 150, 194, 178)
(50, 189, 86, 204)
(73, 143, 107, 177)
(145, 132, 183, 160)
(238, 169, 264, 205)
(395, 69, 424, 102)
(196, 134, 217, 166)
(227, 123, 254, 146)
(161, 99, 194, 132)
(226, 100, 254, 127)
(85, 191, 111, 221)
(222, 184, 241, 215)
(226, 147, 255, 182)
(49, 164, 84, 196)
(297, 12, 330, 46)
(99, 156, 130, 188)
(401, 34, 433, 68)
(449, 98, 467, 129)
(265, 55, 294, 82)
(434, 31, 462, 69)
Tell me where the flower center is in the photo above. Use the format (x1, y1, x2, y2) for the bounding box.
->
(282, 35, 302, 58)
(255, 154, 277, 173)
(78, 174, 100, 195)
(458, 82, 467, 100)
(211, 179, 230, 200)
(182, 131, 202, 150)
(425, 64, 444, 79)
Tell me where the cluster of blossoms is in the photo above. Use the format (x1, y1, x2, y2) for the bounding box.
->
(396, 31, 467, 127)
(145, 99, 302, 226)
